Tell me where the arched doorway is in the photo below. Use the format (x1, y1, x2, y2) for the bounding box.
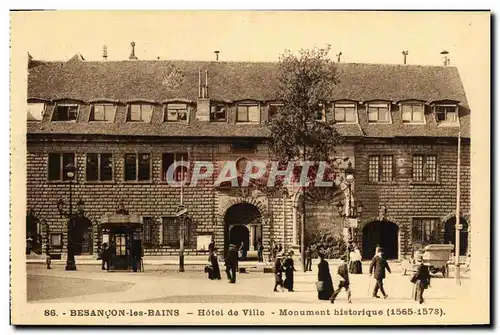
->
(444, 217, 468, 256)
(71, 217, 93, 255)
(224, 203, 262, 259)
(362, 220, 399, 260)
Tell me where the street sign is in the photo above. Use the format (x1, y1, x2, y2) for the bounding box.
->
(347, 218, 358, 228)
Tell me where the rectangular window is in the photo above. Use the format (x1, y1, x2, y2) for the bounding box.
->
(143, 217, 154, 244)
(162, 217, 180, 247)
(237, 105, 260, 123)
(124, 153, 151, 181)
(334, 105, 357, 123)
(128, 104, 153, 122)
(367, 104, 390, 123)
(50, 233, 62, 246)
(162, 153, 188, 182)
(86, 153, 113, 181)
(91, 104, 116, 122)
(368, 155, 393, 182)
(165, 103, 188, 122)
(52, 105, 78, 121)
(27, 102, 45, 121)
(48, 153, 75, 181)
(436, 106, 457, 123)
(413, 155, 437, 182)
(401, 104, 424, 123)
(210, 105, 227, 122)
(412, 218, 441, 244)
(268, 104, 282, 121)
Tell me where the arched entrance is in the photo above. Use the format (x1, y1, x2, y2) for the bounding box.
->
(444, 217, 468, 256)
(362, 220, 399, 260)
(224, 203, 262, 259)
(71, 217, 93, 255)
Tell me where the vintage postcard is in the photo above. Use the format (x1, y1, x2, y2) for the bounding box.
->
(10, 10, 490, 326)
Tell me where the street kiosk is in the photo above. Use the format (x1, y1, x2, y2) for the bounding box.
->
(100, 205, 143, 271)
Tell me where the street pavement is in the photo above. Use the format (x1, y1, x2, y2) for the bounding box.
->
(27, 262, 471, 305)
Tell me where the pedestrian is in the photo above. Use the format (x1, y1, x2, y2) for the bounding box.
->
(273, 255, 284, 292)
(305, 246, 312, 272)
(208, 237, 215, 262)
(257, 239, 264, 263)
(131, 240, 142, 272)
(209, 248, 222, 280)
(369, 247, 391, 299)
(330, 255, 352, 304)
(241, 242, 248, 261)
(411, 255, 431, 304)
(278, 243, 283, 253)
(350, 247, 363, 274)
(317, 252, 334, 300)
(225, 244, 238, 283)
(100, 243, 108, 270)
(107, 242, 116, 272)
(283, 251, 296, 292)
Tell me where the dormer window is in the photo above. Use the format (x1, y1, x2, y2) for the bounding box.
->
(435, 105, 458, 123)
(128, 103, 153, 122)
(27, 102, 45, 121)
(52, 104, 78, 122)
(210, 104, 227, 122)
(314, 104, 326, 121)
(367, 103, 390, 123)
(165, 103, 188, 122)
(237, 104, 260, 123)
(334, 103, 357, 123)
(401, 103, 425, 123)
(268, 103, 283, 121)
(90, 104, 116, 122)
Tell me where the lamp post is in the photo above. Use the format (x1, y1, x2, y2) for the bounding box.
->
(56, 162, 84, 271)
(336, 162, 363, 263)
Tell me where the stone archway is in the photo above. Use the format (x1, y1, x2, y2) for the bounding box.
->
(362, 220, 399, 260)
(223, 202, 263, 259)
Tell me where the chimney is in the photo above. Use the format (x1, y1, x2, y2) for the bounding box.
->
(336, 52, 342, 63)
(402, 50, 408, 65)
(103, 45, 108, 61)
(440, 50, 450, 66)
(196, 68, 210, 121)
(129, 42, 138, 60)
(214, 50, 220, 61)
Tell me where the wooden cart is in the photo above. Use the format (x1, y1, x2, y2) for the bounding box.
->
(401, 244, 454, 278)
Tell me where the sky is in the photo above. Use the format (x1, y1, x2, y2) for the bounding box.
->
(11, 11, 490, 115)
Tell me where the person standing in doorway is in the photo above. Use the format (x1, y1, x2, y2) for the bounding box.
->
(100, 243, 108, 271)
(225, 244, 238, 283)
(107, 242, 116, 272)
(330, 255, 352, 303)
(369, 247, 391, 299)
(411, 255, 431, 304)
(273, 255, 284, 292)
(257, 238, 264, 263)
(283, 251, 296, 292)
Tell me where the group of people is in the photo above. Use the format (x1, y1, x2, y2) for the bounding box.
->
(273, 251, 296, 292)
(205, 240, 239, 283)
(314, 246, 432, 304)
(99, 240, 143, 272)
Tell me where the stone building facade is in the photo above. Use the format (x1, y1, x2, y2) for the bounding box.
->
(25, 55, 471, 261)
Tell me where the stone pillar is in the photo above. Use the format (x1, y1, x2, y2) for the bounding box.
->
(292, 206, 298, 246)
(249, 225, 255, 250)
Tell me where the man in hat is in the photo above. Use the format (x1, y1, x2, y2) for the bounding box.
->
(273, 254, 284, 292)
(369, 247, 391, 299)
(225, 244, 238, 283)
(411, 255, 431, 304)
(330, 255, 352, 303)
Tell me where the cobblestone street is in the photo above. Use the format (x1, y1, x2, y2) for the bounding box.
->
(27, 262, 471, 305)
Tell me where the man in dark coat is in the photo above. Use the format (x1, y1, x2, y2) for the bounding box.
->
(305, 246, 313, 272)
(317, 252, 334, 300)
(330, 255, 352, 303)
(412, 256, 431, 304)
(369, 247, 391, 299)
(225, 244, 238, 283)
(100, 243, 108, 270)
(208, 238, 215, 261)
(106, 242, 116, 272)
(273, 255, 284, 292)
(283, 251, 296, 292)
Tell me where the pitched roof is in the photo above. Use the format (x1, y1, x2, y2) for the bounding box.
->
(28, 59, 468, 105)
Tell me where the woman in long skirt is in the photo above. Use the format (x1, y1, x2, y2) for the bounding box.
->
(317, 253, 334, 300)
(210, 249, 221, 280)
(283, 251, 295, 292)
(273, 256, 284, 292)
(349, 247, 363, 274)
